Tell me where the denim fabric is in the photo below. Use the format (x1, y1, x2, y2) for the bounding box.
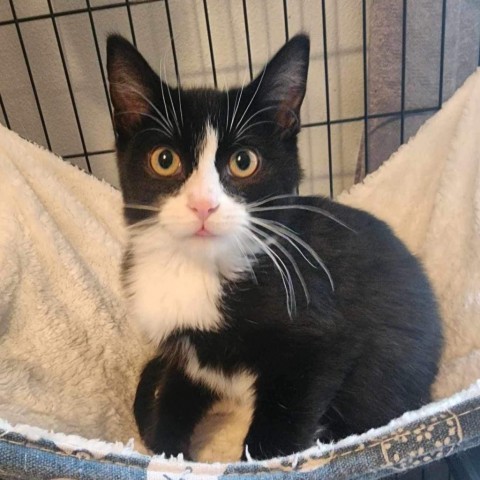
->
(1, 394, 479, 480)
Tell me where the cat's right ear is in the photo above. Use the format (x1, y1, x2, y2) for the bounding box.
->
(107, 34, 159, 137)
(248, 34, 310, 137)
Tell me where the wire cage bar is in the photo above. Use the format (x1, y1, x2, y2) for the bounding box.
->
(7, 0, 52, 151)
(2, 0, 477, 198)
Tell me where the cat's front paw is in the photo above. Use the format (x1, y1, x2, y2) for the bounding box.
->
(241, 440, 293, 461)
(143, 434, 191, 460)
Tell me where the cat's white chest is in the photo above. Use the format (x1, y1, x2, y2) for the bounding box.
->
(125, 244, 223, 344)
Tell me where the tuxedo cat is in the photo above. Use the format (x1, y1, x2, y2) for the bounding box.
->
(106, 33, 442, 460)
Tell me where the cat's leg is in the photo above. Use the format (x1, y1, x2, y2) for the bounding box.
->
(242, 369, 343, 460)
(134, 356, 217, 459)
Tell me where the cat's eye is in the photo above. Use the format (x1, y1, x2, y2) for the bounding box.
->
(228, 150, 259, 178)
(149, 147, 182, 177)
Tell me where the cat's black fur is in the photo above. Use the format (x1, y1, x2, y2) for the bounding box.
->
(107, 34, 442, 460)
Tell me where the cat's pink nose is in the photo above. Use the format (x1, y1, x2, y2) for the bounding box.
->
(188, 197, 220, 220)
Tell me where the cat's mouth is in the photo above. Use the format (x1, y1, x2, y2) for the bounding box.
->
(195, 227, 215, 237)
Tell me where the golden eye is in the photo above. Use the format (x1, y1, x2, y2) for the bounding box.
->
(228, 150, 259, 178)
(149, 147, 181, 177)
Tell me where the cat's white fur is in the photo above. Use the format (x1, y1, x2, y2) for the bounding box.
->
(125, 123, 255, 345)
(181, 338, 257, 400)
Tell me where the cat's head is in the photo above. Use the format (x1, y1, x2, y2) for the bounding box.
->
(107, 34, 309, 269)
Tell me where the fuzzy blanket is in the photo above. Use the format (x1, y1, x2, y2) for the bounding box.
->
(339, 68, 480, 400)
(0, 125, 154, 449)
(0, 68, 479, 464)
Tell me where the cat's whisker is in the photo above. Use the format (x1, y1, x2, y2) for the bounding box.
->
(223, 78, 230, 138)
(244, 229, 289, 289)
(230, 89, 241, 133)
(235, 120, 277, 141)
(252, 218, 317, 268)
(233, 236, 258, 284)
(131, 127, 173, 142)
(248, 193, 300, 208)
(160, 85, 174, 132)
(235, 105, 277, 140)
(159, 52, 175, 133)
(247, 234, 294, 318)
(115, 111, 172, 137)
(126, 217, 159, 231)
(244, 228, 296, 318)
(167, 86, 181, 135)
(233, 105, 278, 141)
(124, 203, 161, 213)
(262, 219, 320, 258)
(160, 57, 180, 132)
(251, 218, 335, 291)
(176, 80, 184, 128)
(229, 71, 248, 133)
(248, 205, 356, 233)
(245, 193, 294, 209)
(111, 82, 174, 136)
(234, 104, 299, 142)
(266, 220, 299, 236)
(162, 58, 181, 134)
(232, 67, 267, 134)
(250, 224, 309, 309)
(178, 88, 184, 127)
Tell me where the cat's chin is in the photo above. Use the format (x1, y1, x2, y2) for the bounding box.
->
(178, 232, 251, 275)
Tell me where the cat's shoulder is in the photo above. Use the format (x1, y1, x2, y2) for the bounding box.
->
(290, 195, 411, 257)
(290, 195, 394, 234)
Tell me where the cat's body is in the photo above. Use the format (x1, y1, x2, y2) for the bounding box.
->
(107, 34, 442, 460)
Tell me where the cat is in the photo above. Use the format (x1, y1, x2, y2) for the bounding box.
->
(106, 33, 442, 461)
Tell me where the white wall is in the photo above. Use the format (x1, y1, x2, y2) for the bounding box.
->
(0, 0, 370, 196)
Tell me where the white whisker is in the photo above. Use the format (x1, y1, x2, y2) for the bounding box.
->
(124, 203, 161, 212)
(251, 218, 334, 291)
(224, 78, 230, 138)
(159, 52, 175, 132)
(244, 229, 295, 318)
(250, 224, 309, 308)
(234, 105, 278, 141)
(248, 193, 300, 208)
(248, 205, 355, 233)
(167, 85, 180, 134)
(162, 58, 181, 134)
(233, 235, 258, 284)
(132, 127, 173, 141)
(229, 71, 248, 133)
(126, 217, 159, 231)
(235, 120, 276, 141)
(111, 82, 173, 135)
(233, 67, 267, 134)
(252, 218, 316, 268)
(176, 83, 184, 127)
(115, 111, 172, 135)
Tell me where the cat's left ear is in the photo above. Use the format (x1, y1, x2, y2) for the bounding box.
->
(107, 34, 159, 137)
(250, 34, 310, 136)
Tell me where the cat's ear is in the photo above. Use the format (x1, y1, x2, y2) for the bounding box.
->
(107, 34, 159, 137)
(251, 34, 309, 135)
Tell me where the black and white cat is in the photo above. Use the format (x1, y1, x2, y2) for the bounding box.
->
(106, 33, 442, 461)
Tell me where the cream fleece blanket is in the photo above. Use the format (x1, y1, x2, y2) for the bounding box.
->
(0, 68, 479, 460)
(339, 68, 480, 400)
